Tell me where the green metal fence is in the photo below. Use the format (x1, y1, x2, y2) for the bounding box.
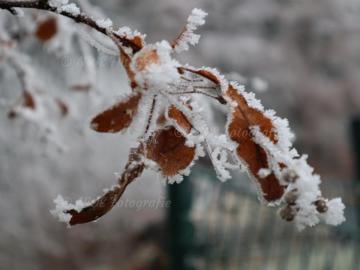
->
(167, 118, 360, 270)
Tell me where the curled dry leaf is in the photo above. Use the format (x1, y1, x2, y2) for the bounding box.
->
(91, 92, 142, 133)
(112, 32, 144, 54)
(167, 105, 192, 133)
(22, 90, 36, 109)
(225, 84, 285, 202)
(180, 67, 227, 104)
(67, 148, 145, 225)
(67, 187, 123, 225)
(146, 126, 195, 177)
(119, 48, 137, 88)
(134, 49, 159, 72)
(182, 68, 285, 201)
(35, 17, 58, 42)
(181, 67, 220, 85)
(115, 34, 145, 89)
(130, 36, 144, 49)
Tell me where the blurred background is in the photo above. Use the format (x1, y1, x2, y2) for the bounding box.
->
(1, 0, 360, 269)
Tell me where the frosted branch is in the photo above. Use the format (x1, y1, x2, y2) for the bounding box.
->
(0, 0, 142, 52)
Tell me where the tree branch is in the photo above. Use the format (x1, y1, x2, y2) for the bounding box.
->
(0, 0, 142, 52)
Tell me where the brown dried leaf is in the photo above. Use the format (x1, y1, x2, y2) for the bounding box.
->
(167, 106, 192, 133)
(226, 85, 284, 202)
(135, 49, 159, 72)
(35, 17, 58, 42)
(91, 93, 141, 133)
(179, 67, 227, 104)
(146, 127, 195, 177)
(112, 32, 144, 54)
(112, 32, 145, 88)
(227, 85, 277, 143)
(119, 48, 137, 89)
(67, 187, 123, 225)
(67, 149, 145, 225)
(180, 67, 220, 84)
(130, 36, 144, 49)
(23, 90, 36, 109)
(156, 113, 167, 126)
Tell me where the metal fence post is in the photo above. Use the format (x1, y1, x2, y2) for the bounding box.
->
(351, 117, 360, 227)
(167, 176, 195, 270)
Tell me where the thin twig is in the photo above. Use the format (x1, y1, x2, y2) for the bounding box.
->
(8, 58, 27, 90)
(0, 0, 142, 52)
(144, 95, 157, 136)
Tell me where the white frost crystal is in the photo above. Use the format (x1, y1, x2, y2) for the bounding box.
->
(96, 18, 113, 29)
(132, 41, 180, 88)
(59, 3, 80, 15)
(174, 8, 208, 53)
(49, 0, 69, 8)
(323, 198, 346, 226)
(49, 0, 81, 16)
(50, 195, 89, 225)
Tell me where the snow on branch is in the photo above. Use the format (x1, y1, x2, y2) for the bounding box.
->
(49, 0, 80, 16)
(0, 3, 345, 229)
(172, 8, 208, 53)
(0, 0, 142, 52)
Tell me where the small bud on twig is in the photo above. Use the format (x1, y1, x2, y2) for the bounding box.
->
(315, 199, 328, 213)
(279, 205, 295, 222)
(284, 190, 298, 205)
(282, 169, 298, 183)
